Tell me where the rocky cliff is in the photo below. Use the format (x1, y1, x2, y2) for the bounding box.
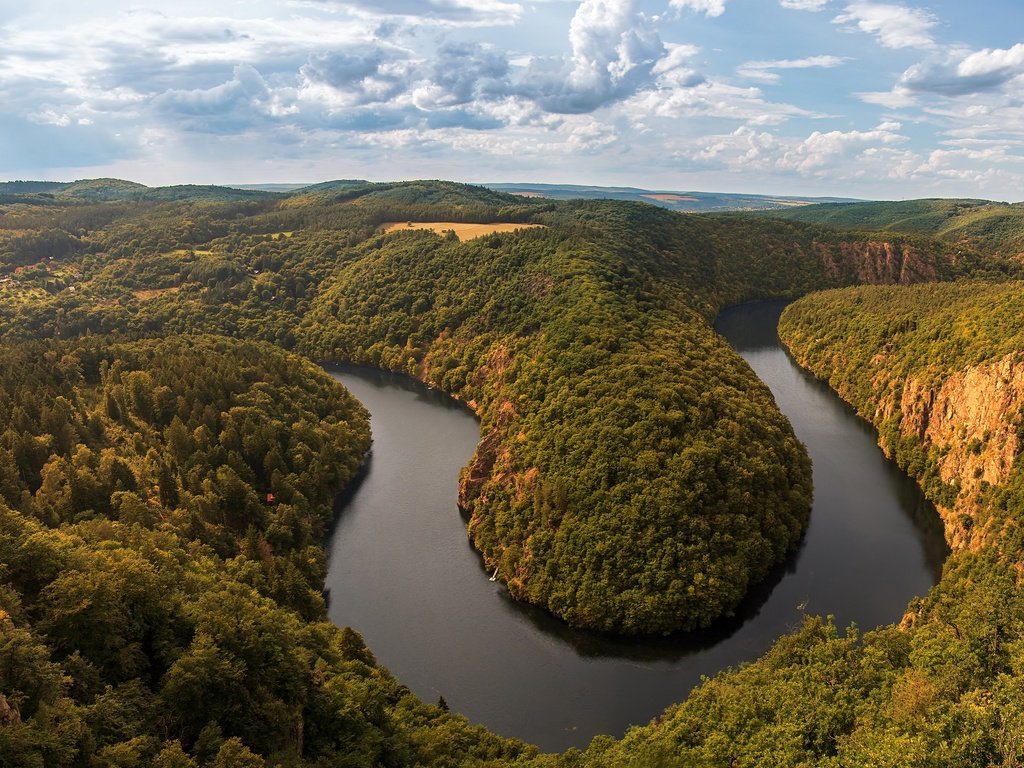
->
(815, 240, 942, 285)
(887, 354, 1024, 548)
(780, 281, 1024, 555)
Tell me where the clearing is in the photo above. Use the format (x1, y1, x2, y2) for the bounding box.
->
(381, 222, 546, 240)
(133, 287, 181, 301)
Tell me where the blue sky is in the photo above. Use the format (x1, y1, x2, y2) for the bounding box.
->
(2, 0, 1024, 199)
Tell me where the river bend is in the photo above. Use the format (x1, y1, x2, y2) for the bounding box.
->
(323, 300, 947, 752)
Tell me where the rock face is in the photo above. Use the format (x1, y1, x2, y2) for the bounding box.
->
(891, 354, 1024, 547)
(816, 241, 941, 286)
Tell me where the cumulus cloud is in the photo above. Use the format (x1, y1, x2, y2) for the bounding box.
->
(737, 54, 846, 84)
(669, 0, 728, 16)
(532, 0, 666, 113)
(781, 120, 906, 172)
(855, 43, 1024, 111)
(299, 44, 414, 107)
(152, 64, 284, 133)
(834, 2, 937, 50)
(681, 120, 910, 180)
(959, 44, 1024, 79)
(6, 0, 1022, 199)
(894, 44, 1024, 96)
(413, 42, 510, 109)
(779, 0, 828, 10)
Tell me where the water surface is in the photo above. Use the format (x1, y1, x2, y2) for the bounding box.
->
(324, 300, 947, 752)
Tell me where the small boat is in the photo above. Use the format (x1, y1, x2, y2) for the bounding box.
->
(489, 568, 499, 582)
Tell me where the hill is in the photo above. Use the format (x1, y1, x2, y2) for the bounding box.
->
(0, 177, 282, 204)
(761, 198, 1024, 259)
(485, 182, 858, 212)
(0, 178, 1013, 766)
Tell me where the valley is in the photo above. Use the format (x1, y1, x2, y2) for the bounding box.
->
(0, 178, 1022, 766)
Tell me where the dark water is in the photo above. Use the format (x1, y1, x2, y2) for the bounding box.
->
(323, 300, 947, 753)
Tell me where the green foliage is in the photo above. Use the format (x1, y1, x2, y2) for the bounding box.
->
(0, 179, 1004, 765)
(762, 198, 1024, 260)
(0, 334, 536, 767)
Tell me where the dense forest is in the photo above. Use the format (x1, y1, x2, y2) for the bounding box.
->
(0, 178, 1019, 765)
(760, 197, 1024, 261)
(0, 335, 536, 766)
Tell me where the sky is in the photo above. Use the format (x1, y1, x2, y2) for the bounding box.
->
(2, 0, 1024, 200)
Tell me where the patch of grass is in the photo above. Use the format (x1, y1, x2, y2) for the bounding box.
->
(380, 221, 546, 240)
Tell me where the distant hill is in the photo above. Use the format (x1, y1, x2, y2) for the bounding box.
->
(227, 183, 317, 193)
(0, 178, 282, 204)
(760, 198, 1024, 258)
(485, 182, 859, 212)
(0, 177, 857, 212)
(0, 180, 69, 194)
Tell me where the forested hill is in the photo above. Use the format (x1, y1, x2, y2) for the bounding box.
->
(0, 178, 999, 766)
(658, 281, 1024, 768)
(759, 198, 1024, 259)
(484, 182, 857, 212)
(0, 181, 982, 635)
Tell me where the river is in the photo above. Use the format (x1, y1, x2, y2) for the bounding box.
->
(323, 300, 948, 752)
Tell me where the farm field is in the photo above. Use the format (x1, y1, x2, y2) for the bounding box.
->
(381, 221, 547, 240)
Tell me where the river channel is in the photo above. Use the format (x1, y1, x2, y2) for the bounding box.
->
(323, 299, 948, 752)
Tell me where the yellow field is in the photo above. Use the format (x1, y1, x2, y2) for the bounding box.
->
(133, 287, 180, 301)
(381, 222, 546, 240)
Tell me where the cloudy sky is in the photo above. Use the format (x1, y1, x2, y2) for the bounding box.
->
(2, 0, 1023, 199)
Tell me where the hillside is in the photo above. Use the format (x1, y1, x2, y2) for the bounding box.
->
(0, 177, 281, 204)
(0, 182, 979, 632)
(761, 198, 1024, 259)
(0, 178, 1003, 766)
(645, 280, 1024, 768)
(486, 182, 858, 212)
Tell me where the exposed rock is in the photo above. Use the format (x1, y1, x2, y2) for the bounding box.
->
(0, 693, 20, 726)
(896, 353, 1024, 548)
(815, 241, 940, 286)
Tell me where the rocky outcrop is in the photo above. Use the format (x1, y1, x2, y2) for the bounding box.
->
(816, 241, 941, 286)
(891, 354, 1024, 547)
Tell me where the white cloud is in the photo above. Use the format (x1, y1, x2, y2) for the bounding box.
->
(737, 55, 846, 84)
(29, 109, 72, 127)
(533, 0, 666, 113)
(680, 121, 911, 179)
(781, 120, 906, 172)
(308, 0, 525, 26)
(780, 0, 828, 10)
(834, 2, 937, 50)
(652, 42, 701, 75)
(627, 79, 818, 125)
(856, 89, 916, 107)
(957, 43, 1024, 79)
(857, 43, 1024, 109)
(669, 0, 728, 17)
(3, 0, 1024, 200)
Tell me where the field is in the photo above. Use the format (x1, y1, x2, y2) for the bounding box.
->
(642, 193, 699, 202)
(133, 286, 181, 301)
(381, 221, 546, 240)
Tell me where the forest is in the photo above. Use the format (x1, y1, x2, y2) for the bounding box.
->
(0, 178, 1022, 766)
(760, 197, 1024, 261)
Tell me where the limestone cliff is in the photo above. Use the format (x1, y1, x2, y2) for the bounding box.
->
(781, 282, 1024, 555)
(885, 354, 1024, 548)
(815, 240, 941, 286)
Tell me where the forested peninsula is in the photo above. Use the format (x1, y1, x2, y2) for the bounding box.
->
(0, 179, 1017, 766)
